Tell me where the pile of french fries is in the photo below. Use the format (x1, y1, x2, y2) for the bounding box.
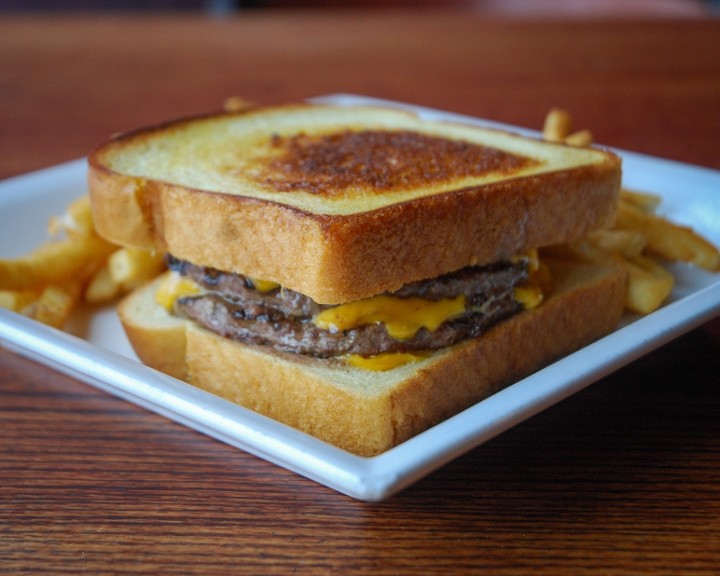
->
(0, 196, 164, 328)
(542, 108, 720, 314)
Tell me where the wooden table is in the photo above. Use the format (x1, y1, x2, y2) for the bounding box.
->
(1, 12, 719, 574)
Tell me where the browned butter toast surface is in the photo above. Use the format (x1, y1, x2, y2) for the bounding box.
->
(89, 104, 622, 303)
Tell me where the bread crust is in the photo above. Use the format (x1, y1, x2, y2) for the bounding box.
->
(89, 104, 621, 304)
(118, 258, 628, 456)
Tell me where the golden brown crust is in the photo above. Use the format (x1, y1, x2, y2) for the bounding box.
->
(118, 259, 628, 456)
(87, 164, 154, 250)
(89, 104, 621, 304)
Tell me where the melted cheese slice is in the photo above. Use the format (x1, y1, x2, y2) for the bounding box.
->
(155, 272, 202, 310)
(514, 283, 543, 310)
(312, 294, 466, 340)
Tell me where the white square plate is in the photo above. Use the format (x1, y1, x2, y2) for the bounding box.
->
(1, 94, 719, 501)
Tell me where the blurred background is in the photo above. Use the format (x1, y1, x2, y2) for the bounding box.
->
(0, 0, 718, 17)
(2, 0, 717, 178)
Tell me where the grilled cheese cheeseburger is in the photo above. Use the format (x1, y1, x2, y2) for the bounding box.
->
(88, 103, 627, 455)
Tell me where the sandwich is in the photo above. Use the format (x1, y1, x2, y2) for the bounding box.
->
(87, 103, 627, 456)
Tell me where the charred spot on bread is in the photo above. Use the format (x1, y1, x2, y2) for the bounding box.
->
(256, 130, 539, 197)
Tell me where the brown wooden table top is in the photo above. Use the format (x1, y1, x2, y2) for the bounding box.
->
(1, 11, 719, 574)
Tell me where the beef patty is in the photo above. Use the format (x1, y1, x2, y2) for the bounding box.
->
(168, 255, 529, 358)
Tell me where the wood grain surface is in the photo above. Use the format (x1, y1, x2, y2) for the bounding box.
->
(1, 11, 719, 575)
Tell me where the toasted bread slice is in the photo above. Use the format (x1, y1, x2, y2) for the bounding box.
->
(89, 104, 621, 303)
(119, 257, 627, 456)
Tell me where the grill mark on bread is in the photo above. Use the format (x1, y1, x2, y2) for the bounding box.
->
(257, 130, 538, 197)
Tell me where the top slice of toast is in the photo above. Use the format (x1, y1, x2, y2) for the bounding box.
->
(91, 104, 616, 216)
(88, 104, 621, 303)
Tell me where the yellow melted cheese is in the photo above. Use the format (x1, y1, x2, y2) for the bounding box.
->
(155, 273, 279, 310)
(312, 294, 466, 340)
(513, 250, 545, 310)
(346, 351, 431, 371)
(250, 278, 280, 292)
(514, 283, 543, 310)
(155, 272, 202, 310)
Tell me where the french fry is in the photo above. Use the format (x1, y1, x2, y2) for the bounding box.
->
(619, 189, 662, 213)
(0, 234, 116, 291)
(564, 129, 593, 147)
(25, 281, 83, 329)
(544, 241, 675, 314)
(616, 202, 720, 271)
(543, 238, 612, 265)
(84, 264, 121, 304)
(585, 229, 647, 259)
(618, 254, 675, 315)
(108, 248, 165, 291)
(0, 288, 42, 312)
(223, 96, 254, 112)
(48, 196, 95, 238)
(543, 108, 572, 142)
